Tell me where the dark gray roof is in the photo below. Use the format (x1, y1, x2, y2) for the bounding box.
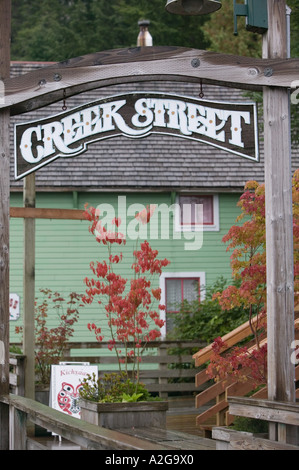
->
(10, 62, 298, 192)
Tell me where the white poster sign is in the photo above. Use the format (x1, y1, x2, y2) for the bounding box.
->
(9, 293, 20, 321)
(50, 363, 98, 418)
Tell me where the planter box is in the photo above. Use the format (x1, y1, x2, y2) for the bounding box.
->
(80, 399, 168, 429)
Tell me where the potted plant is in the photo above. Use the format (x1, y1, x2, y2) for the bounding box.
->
(79, 371, 168, 429)
(79, 204, 170, 429)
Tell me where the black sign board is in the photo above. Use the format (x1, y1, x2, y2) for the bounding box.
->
(14, 92, 259, 180)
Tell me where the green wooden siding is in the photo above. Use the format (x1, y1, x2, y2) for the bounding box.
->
(9, 190, 242, 342)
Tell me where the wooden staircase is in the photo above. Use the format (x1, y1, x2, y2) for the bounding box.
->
(192, 315, 299, 437)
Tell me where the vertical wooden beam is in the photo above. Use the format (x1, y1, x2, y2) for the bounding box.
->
(23, 173, 36, 402)
(263, 0, 296, 443)
(0, 0, 11, 450)
(9, 406, 27, 450)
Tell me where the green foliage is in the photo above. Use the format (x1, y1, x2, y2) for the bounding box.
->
(287, 0, 299, 58)
(11, 0, 210, 61)
(79, 371, 156, 403)
(232, 416, 268, 434)
(9, 344, 22, 354)
(167, 277, 249, 344)
(11, 0, 299, 63)
(202, 0, 262, 57)
(121, 392, 144, 402)
(15, 289, 82, 385)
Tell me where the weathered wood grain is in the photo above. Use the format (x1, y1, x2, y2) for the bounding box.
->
(0, 0, 11, 451)
(10, 207, 86, 220)
(5, 46, 299, 115)
(212, 426, 299, 450)
(228, 396, 299, 426)
(228, 433, 299, 450)
(263, 1, 296, 413)
(122, 426, 216, 450)
(23, 174, 35, 401)
(3, 394, 170, 450)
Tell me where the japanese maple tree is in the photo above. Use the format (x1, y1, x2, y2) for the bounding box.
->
(207, 171, 299, 386)
(82, 203, 170, 385)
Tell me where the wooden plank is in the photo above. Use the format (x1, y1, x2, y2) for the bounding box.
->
(26, 438, 49, 450)
(196, 379, 230, 408)
(23, 174, 35, 401)
(139, 369, 196, 378)
(121, 426, 216, 450)
(146, 383, 198, 392)
(10, 207, 86, 220)
(225, 377, 262, 398)
(228, 396, 299, 426)
(64, 340, 202, 350)
(196, 400, 228, 426)
(193, 315, 260, 366)
(4, 394, 171, 450)
(228, 433, 299, 451)
(0, 0, 11, 451)
(195, 369, 211, 387)
(10, 405, 27, 450)
(4, 47, 299, 116)
(251, 385, 268, 399)
(62, 354, 193, 364)
(212, 426, 299, 450)
(8, 372, 18, 387)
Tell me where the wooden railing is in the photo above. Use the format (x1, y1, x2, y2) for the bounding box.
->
(7, 341, 204, 450)
(213, 396, 299, 450)
(9, 353, 26, 396)
(63, 340, 203, 397)
(10, 340, 205, 399)
(0, 394, 168, 450)
(192, 317, 299, 435)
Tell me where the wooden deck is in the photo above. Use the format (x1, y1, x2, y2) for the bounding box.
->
(32, 397, 216, 450)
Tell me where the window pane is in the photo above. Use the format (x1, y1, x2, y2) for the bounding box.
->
(165, 277, 200, 334)
(166, 279, 181, 312)
(183, 279, 199, 302)
(179, 195, 213, 225)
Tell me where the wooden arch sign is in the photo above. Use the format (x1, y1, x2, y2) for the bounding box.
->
(4, 46, 299, 116)
(14, 91, 259, 180)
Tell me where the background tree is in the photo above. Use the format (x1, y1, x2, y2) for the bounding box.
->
(201, 0, 262, 57)
(11, 0, 210, 61)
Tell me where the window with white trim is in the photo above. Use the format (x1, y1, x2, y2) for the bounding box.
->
(159, 272, 205, 337)
(166, 278, 200, 313)
(175, 194, 219, 232)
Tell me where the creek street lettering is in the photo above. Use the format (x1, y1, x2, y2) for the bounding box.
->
(14, 92, 259, 180)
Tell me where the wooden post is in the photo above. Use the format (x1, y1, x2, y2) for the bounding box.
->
(0, 0, 11, 450)
(263, 0, 296, 443)
(158, 343, 168, 399)
(23, 173, 36, 402)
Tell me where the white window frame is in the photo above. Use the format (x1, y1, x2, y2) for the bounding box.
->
(159, 271, 206, 338)
(175, 194, 219, 232)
